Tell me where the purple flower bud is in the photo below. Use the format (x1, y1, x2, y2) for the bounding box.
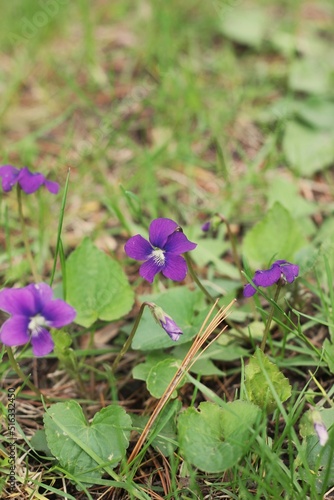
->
(244, 260, 299, 298)
(148, 303, 183, 341)
(201, 221, 211, 232)
(314, 422, 328, 446)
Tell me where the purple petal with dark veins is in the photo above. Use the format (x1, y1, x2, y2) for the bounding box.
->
(26, 283, 54, 312)
(139, 258, 162, 283)
(31, 328, 54, 356)
(162, 254, 187, 281)
(0, 287, 37, 316)
(0, 316, 30, 346)
(148, 218, 179, 248)
(164, 231, 197, 254)
(125, 235, 152, 261)
(42, 299, 76, 327)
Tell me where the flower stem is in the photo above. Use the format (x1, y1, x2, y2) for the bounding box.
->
(184, 253, 220, 311)
(6, 347, 49, 402)
(217, 213, 245, 284)
(260, 284, 282, 352)
(17, 186, 40, 282)
(111, 303, 147, 374)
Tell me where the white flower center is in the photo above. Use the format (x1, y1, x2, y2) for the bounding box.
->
(151, 248, 166, 267)
(28, 314, 49, 336)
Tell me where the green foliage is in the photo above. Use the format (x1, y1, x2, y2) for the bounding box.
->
(245, 348, 291, 414)
(44, 401, 131, 487)
(243, 202, 306, 268)
(66, 238, 134, 327)
(178, 401, 261, 473)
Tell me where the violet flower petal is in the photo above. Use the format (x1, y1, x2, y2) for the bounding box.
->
(139, 259, 162, 283)
(42, 299, 76, 328)
(124, 235, 153, 261)
(281, 263, 299, 283)
(0, 287, 37, 316)
(164, 231, 197, 254)
(18, 167, 45, 194)
(30, 328, 54, 356)
(0, 165, 20, 192)
(253, 265, 281, 287)
(0, 316, 30, 346)
(162, 254, 188, 281)
(201, 221, 211, 232)
(148, 218, 179, 248)
(27, 283, 54, 311)
(160, 316, 183, 341)
(243, 283, 257, 297)
(44, 179, 60, 194)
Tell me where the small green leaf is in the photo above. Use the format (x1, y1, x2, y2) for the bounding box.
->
(243, 202, 306, 268)
(288, 58, 332, 95)
(323, 339, 334, 374)
(220, 7, 267, 48)
(245, 349, 291, 413)
(283, 120, 334, 176)
(44, 401, 131, 486)
(178, 401, 261, 473)
(147, 358, 183, 398)
(66, 238, 134, 327)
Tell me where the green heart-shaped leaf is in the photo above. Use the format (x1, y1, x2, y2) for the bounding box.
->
(44, 401, 131, 485)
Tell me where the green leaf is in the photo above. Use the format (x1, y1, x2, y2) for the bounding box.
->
(44, 401, 131, 486)
(220, 7, 267, 49)
(288, 58, 332, 95)
(191, 239, 240, 279)
(146, 358, 183, 399)
(283, 120, 334, 176)
(295, 98, 334, 130)
(245, 349, 291, 413)
(243, 202, 306, 268)
(323, 339, 334, 374)
(267, 178, 317, 220)
(132, 287, 208, 350)
(66, 238, 134, 327)
(178, 401, 261, 473)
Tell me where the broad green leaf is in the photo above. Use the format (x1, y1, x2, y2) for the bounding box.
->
(243, 202, 306, 268)
(245, 349, 291, 413)
(295, 98, 334, 130)
(44, 401, 131, 485)
(66, 238, 134, 327)
(283, 120, 334, 176)
(267, 178, 317, 220)
(147, 358, 182, 399)
(178, 401, 261, 473)
(288, 58, 332, 95)
(132, 287, 209, 350)
(220, 7, 267, 48)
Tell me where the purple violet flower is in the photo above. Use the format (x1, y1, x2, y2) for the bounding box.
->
(148, 303, 183, 341)
(124, 218, 197, 283)
(244, 259, 299, 298)
(0, 165, 59, 194)
(201, 221, 211, 232)
(0, 283, 76, 357)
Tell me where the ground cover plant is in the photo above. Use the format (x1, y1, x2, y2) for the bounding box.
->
(1, 0, 334, 498)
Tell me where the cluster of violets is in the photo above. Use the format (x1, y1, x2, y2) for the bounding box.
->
(0, 165, 300, 355)
(1, 166, 327, 447)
